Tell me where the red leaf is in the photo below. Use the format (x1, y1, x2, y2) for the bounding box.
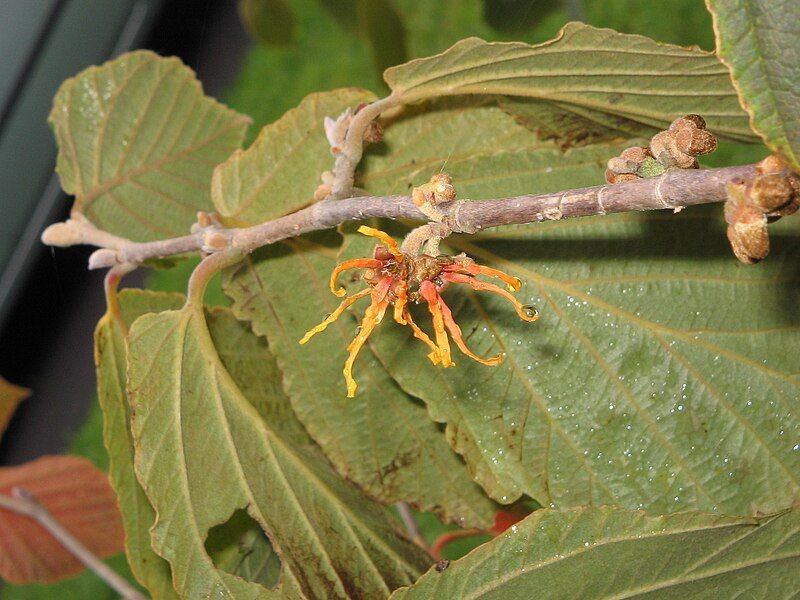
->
(490, 506, 530, 534)
(0, 455, 125, 584)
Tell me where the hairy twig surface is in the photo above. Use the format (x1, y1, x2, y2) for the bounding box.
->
(42, 163, 757, 271)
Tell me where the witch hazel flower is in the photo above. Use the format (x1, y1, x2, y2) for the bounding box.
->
(300, 226, 539, 397)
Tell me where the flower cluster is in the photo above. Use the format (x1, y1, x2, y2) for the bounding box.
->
(300, 226, 539, 397)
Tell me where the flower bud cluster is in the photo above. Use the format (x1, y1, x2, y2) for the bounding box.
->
(724, 155, 800, 264)
(605, 114, 717, 183)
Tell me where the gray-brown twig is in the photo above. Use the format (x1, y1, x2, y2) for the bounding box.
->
(42, 163, 757, 271)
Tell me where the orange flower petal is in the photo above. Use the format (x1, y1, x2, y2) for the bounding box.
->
(443, 273, 539, 322)
(299, 287, 372, 344)
(437, 296, 503, 366)
(442, 263, 521, 291)
(344, 297, 390, 398)
(420, 281, 454, 367)
(357, 226, 403, 260)
(393, 280, 408, 325)
(402, 308, 441, 365)
(329, 258, 382, 297)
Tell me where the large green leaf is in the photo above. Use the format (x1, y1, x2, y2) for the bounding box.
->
(359, 98, 633, 197)
(365, 212, 800, 513)
(126, 296, 428, 599)
(707, 0, 800, 170)
(212, 89, 375, 225)
(50, 51, 250, 240)
(393, 506, 800, 598)
(383, 22, 758, 143)
(95, 291, 182, 598)
(223, 235, 497, 529)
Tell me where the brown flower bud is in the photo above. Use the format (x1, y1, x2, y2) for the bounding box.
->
(749, 173, 796, 213)
(756, 154, 788, 175)
(726, 203, 769, 264)
(649, 131, 697, 169)
(605, 169, 639, 184)
(670, 114, 706, 131)
(620, 146, 652, 162)
(673, 126, 717, 156)
(430, 173, 456, 203)
(605, 146, 654, 183)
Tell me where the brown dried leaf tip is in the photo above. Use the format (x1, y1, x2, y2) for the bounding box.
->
(724, 155, 800, 264)
(606, 115, 717, 183)
(299, 226, 539, 397)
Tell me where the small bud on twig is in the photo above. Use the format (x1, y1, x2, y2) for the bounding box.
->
(722, 156, 800, 263)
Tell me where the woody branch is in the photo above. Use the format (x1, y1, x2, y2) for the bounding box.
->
(42, 163, 758, 270)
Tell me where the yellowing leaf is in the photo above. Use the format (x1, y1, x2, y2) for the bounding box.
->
(95, 291, 183, 599)
(707, 0, 800, 170)
(384, 23, 758, 143)
(212, 89, 376, 225)
(50, 51, 251, 241)
(126, 298, 429, 598)
(0, 456, 124, 584)
(393, 507, 800, 598)
(0, 376, 29, 440)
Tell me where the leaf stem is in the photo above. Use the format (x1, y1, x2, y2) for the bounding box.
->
(0, 488, 146, 600)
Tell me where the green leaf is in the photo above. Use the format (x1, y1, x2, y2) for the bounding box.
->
(50, 51, 251, 240)
(223, 235, 498, 529)
(357, 0, 408, 76)
(359, 98, 634, 197)
(126, 297, 429, 599)
(706, 0, 800, 170)
(206, 510, 281, 589)
(239, 0, 297, 46)
(392, 507, 800, 598)
(383, 23, 758, 143)
(212, 89, 376, 224)
(95, 290, 183, 599)
(366, 212, 800, 513)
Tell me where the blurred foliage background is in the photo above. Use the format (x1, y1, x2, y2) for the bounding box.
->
(2, 0, 766, 596)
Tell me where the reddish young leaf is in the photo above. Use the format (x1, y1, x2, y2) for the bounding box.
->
(490, 506, 531, 534)
(0, 376, 29, 440)
(0, 455, 125, 584)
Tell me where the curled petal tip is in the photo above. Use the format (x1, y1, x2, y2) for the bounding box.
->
(519, 304, 540, 322)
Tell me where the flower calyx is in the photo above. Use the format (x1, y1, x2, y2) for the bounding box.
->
(724, 155, 800, 264)
(300, 226, 539, 397)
